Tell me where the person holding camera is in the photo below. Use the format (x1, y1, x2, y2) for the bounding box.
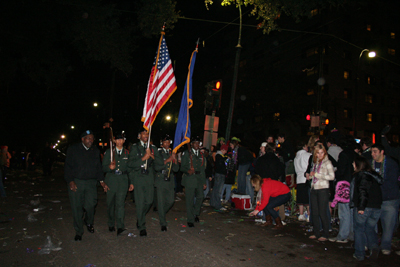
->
(154, 134, 179, 232)
(128, 128, 163, 237)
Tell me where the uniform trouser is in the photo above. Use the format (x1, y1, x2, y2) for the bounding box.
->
(185, 185, 203, 223)
(156, 182, 175, 226)
(105, 174, 128, 229)
(134, 183, 154, 231)
(68, 179, 98, 235)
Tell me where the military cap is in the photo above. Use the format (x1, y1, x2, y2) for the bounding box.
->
(191, 136, 202, 143)
(161, 134, 173, 143)
(81, 130, 94, 138)
(114, 132, 125, 140)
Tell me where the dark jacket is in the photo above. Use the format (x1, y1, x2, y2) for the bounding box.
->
(371, 156, 400, 201)
(336, 148, 358, 183)
(255, 152, 285, 181)
(204, 155, 214, 178)
(215, 152, 228, 175)
(237, 146, 254, 165)
(64, 143, 104, 183)
(352, 171, 383, 210)
(280, 140, 295, 163)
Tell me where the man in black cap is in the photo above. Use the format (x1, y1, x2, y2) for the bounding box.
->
(64, 130, 104, 241)
(127, 128, 163, 236)
(102, 133, 134, 236)
(154, 134, 179, 231)
(180, 136, 207, 227)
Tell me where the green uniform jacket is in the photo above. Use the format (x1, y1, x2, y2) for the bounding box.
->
(180, 149, 206, 188)
(154, 148, 179, 187)
(102, 148, 132, 184)
(127, 143, 163, 186)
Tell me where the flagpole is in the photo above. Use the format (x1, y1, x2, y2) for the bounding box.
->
(147, 27, 165, 147)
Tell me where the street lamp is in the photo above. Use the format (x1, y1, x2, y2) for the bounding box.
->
(93, 102, 98, 107)
(71, 125, 75, 129)
(353, 49, 376, 136)
(166, 115, 171, 121)
(61, 135, 65, 139)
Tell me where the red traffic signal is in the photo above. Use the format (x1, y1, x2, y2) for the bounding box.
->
(306, 114, 311, 121)
(212, 80, 222, 92)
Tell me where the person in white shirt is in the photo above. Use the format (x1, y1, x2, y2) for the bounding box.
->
(294, 141, 312, 221)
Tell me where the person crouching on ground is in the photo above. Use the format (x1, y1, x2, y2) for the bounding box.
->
(249, 174, 291, 229)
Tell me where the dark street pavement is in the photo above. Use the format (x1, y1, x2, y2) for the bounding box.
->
(1, 163, 399, 267)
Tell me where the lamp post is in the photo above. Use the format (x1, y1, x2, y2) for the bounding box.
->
(353, 49, 376, 136)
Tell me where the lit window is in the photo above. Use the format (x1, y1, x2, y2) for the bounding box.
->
(344, 90, 348, 99)
(255, 116, 263, 123)
(307, 88, 315, 95)
(306, 47, 319, 57)
(307, 69, 318, 76)
(311, 9, 318, 16)
(391, 32, 395, 39)
(367, 24, 371, 31)
(365, 95, 373, 103)
(388, 48, 395, 55)
(344, 71, 350, 79)
(274, 113, 280, 121)
(367, 76, 371, 84)
(366, 113, 373, 122)
(344, 109, 352, 118)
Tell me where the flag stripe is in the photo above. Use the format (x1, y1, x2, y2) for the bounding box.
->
(141, 33, 177, 131)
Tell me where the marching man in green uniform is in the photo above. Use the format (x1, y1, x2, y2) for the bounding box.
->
(128, 128, 163, 236)
(102, 133, 134, 236)
(180, 136, 207, 227)
(154, 134, 179, 231)
(64, 130, 104, 241)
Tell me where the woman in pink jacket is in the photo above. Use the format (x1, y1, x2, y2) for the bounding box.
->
(249, 174, 291, 228)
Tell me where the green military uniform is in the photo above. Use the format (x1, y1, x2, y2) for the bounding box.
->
(180, 148, 207, 224)
(154, 148, 179, 227)
(102, 147, 132, 229)
(128, 141, 163, 231)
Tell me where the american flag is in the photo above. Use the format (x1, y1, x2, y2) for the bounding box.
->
(142, 33, 177, 131)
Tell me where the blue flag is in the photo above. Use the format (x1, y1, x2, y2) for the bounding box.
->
(173, 49, 197, 153)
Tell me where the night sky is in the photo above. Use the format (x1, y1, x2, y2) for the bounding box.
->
(1, 0, 256, 154)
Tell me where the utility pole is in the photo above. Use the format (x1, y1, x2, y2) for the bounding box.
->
(225, 1, 242, 141)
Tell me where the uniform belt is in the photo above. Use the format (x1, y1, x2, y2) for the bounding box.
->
(114, 170, 128, 175)
(195, 171, 201, 174)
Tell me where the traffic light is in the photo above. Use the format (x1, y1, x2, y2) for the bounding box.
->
(211, 80, 222, 95)
(204, 80, 223, 112)
(319, 111, 328, 129)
